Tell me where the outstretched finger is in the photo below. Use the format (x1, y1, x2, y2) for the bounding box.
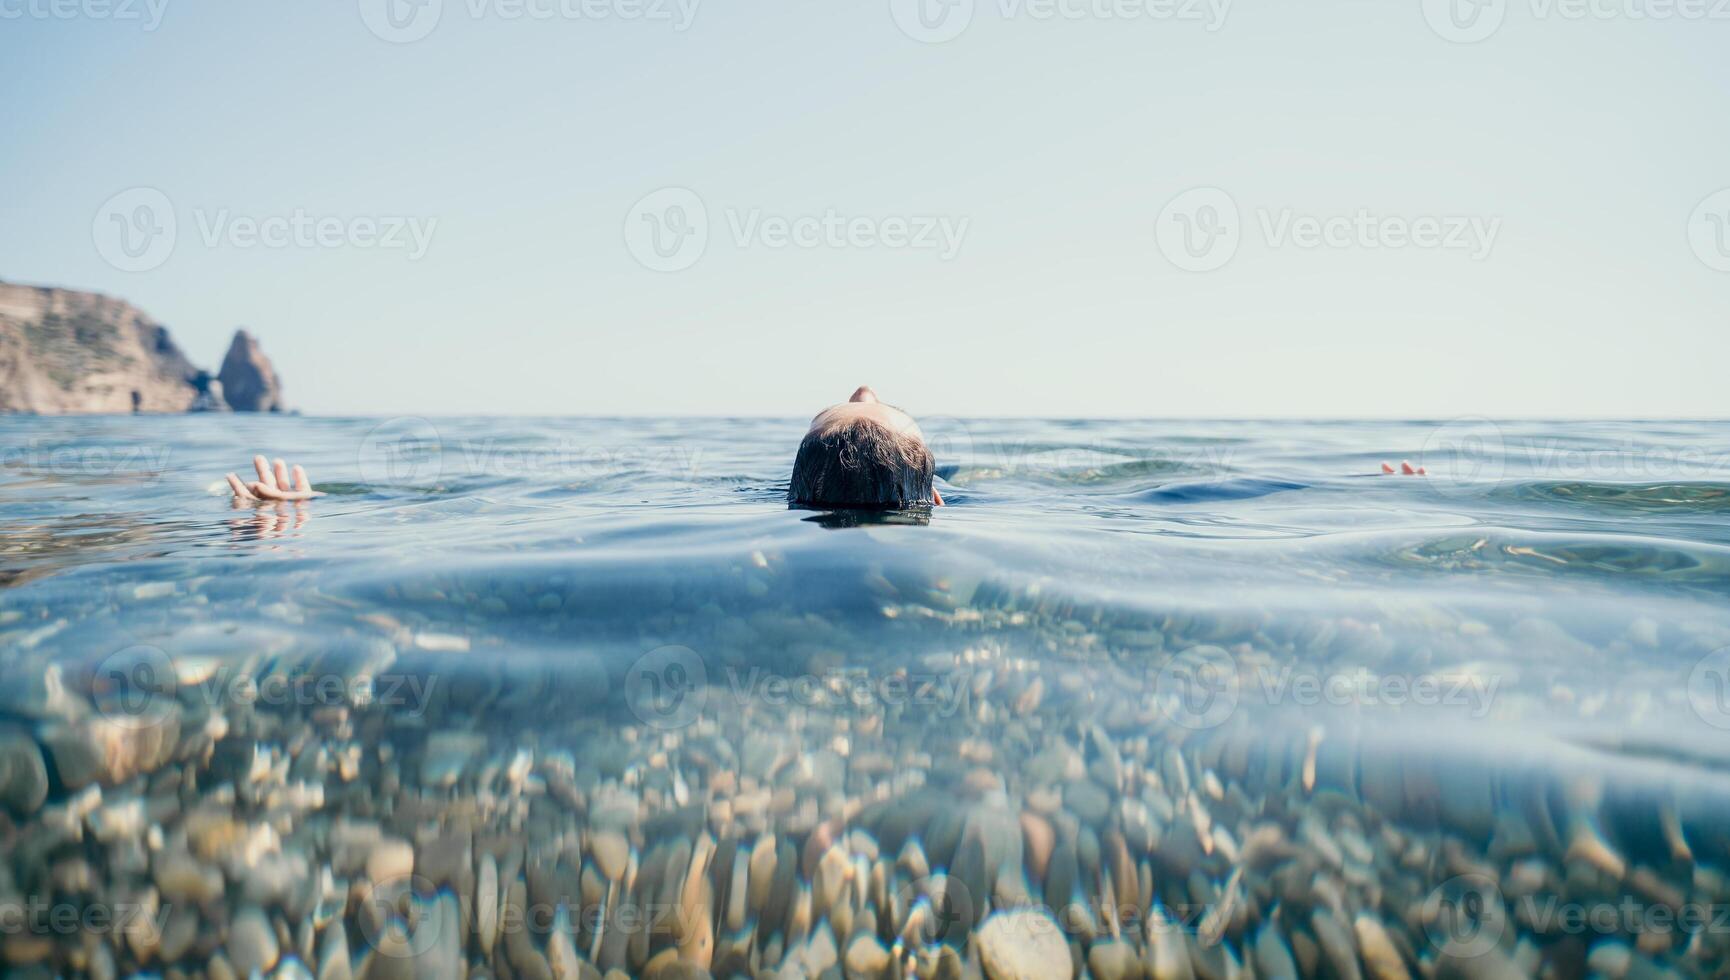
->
(254, 481, 314, 502)
(1381, 462, 1395, 474)
(292, 464, 311, 493)
(253, 455, 277, 491)
(226, 473, 256, 500)
(273, 458, 291, 491)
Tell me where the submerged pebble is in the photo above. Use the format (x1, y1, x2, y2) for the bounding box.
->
(977, 909, 1070, 980)
(0, 541, 1720, 980)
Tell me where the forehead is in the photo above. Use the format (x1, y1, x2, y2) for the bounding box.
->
(810, 401, 924, 440)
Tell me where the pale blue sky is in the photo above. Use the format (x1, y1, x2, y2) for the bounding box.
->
(2, 0, 1726, 416)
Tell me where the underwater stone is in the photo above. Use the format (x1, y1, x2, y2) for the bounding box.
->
(476, 853, 500, 957)
(1145, 906, 1195, 980)
(1353, 914, 1411, 980)
(228, 905, 280, 977)
(977, 909, 1070, 980)
(420, 731, 487, 787)
(39, 712, 180, 788)
(1253, 922, 1297, 978)
(843, 933, 890, 980)
(0, 733, 49, 814)
(1064, 778, 1111, 828)
(1021, 811, 1055, 882)
(591, 828, 631, 882)
(158, 903, 200, 964)
(0, 663, 86, 721)
(365, 837, 415, 888)
(1087, 940, 1140, 980)
(318, 919, 352, 980)
(1310, 907, 1362, 980)
(153, 849, 225, 903)
(746, 833, 778, 917)
(420, 892, 463, 980)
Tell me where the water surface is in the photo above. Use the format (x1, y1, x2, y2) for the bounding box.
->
(3, 416, 1729, 977)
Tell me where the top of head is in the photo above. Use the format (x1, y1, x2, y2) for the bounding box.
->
(790, 388, 934, 509)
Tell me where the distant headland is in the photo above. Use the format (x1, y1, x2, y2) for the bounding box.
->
(0, 280, 284, 415)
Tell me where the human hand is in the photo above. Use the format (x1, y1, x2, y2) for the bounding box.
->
(226, 455, 320, 501)
(1381, 460, 1427, 476)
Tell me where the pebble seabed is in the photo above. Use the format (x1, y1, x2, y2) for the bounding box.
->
(1, 618, 1729, 979)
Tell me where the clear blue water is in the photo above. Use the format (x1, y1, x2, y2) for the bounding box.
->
(4, 416, 1730, 976)
(7, 417, 1730, 737)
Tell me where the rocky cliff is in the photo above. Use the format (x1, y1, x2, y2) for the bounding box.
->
(218, 329, 285, 412)
(0, 281, 282, 414)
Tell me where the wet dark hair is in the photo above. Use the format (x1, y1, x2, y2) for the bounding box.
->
(788, 418, 934, 509)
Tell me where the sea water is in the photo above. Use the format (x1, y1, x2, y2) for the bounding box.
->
(2, 415, 1729, 978)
